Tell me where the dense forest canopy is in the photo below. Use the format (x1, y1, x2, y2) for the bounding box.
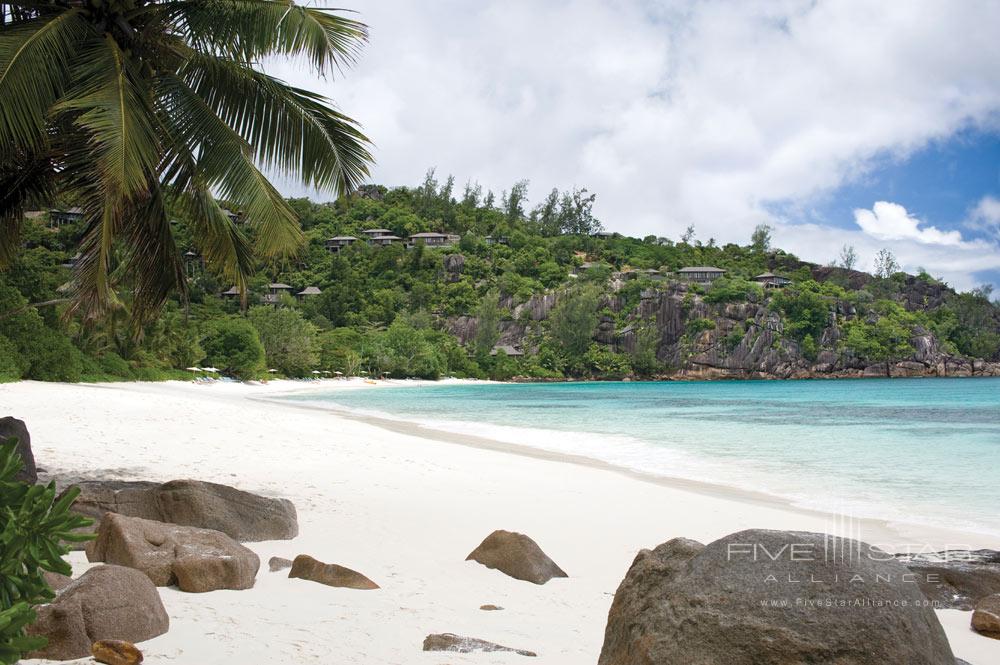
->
(1, 170, 999, 383)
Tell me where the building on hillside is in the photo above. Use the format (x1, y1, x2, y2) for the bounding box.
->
(60, 253, 80, 269)
(221, 286, 241, 299)
(367, 234, 402, 247)
(183, 250, 204, 278)
(325, 236, 357, 253)
(407, 232, 459, 248)
(484, 235, 509, 246)
(220, 209, 240, 224)
(490, 345, 524, 357)
(262, 283, 293, 305)
(677, 266, 726, 283)
(362, 228, 393, 238)
(297, 286, 322, 299)
(591, 230, 615, 239)
(752, 272, 792, 288)
(48, 208, 84, 228)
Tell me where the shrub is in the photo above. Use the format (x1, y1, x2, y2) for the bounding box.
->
(201, 318, 266, 379)
(0, 439, 92, 664)
(0, 336, 26, 382)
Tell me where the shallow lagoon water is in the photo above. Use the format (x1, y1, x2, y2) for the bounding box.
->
(287, 377, 1000, 538)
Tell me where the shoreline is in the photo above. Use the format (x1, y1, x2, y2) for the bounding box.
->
(3, 378, 997, 664)
(252, 379, 999, 551)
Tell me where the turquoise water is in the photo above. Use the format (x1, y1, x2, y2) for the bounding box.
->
(286, 378, 1000, 538)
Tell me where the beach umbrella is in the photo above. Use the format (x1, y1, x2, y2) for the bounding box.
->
(203, 367, 219, 373)
(185, 367, 202, 372)
(268, 369, 278, 373)
(334, 371, 344, 376)
(311, 370, 321, 375)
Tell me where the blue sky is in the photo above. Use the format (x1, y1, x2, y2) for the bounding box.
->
(270, 0, 1000, 291)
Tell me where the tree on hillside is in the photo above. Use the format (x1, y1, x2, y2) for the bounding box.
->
(681, 225, 696, 244)
(548, 284, 601, 359)
(0, 1, 373, 323)
(201, 318, 264, 379)
(838, 244, 858, 270)
(873, 248, 900, 278)
(750, 224, 773, 253)
(472, 290, 501, 360)
(559, 188, 601, 236)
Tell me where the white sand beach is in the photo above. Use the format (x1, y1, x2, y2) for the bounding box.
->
(2, 379, 997, 665)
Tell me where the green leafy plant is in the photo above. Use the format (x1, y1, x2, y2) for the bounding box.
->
(0, 438, 92, 664)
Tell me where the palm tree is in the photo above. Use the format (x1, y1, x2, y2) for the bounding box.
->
(0, 1, 372, 324)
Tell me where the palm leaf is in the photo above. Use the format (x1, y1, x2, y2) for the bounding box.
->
(0, 8, 89, 157)
(167, 0, 367, 73)
(177, 182, 256, 297)
(158, 72, 302, 258)
(180, 53, 371, 193)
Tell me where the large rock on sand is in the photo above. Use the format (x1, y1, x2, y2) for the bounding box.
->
(895, 549, 1000, 610)
(288, 554, 379, 590)
(972, 594, 1000, 638)
(88, 513, 260, 592)
(0, 416, 36, 484)
(27, 565, 168, 660)
(423, 633, 536, 656)
(63, 479, 297, 542)
(599, 529, 955, 665)
(466, 530, 567, 585)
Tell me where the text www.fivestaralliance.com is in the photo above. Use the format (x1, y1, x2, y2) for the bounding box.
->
(760, 598, 942, 609)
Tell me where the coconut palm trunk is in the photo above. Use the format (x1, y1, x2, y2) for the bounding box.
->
(0, 0, 372, 323)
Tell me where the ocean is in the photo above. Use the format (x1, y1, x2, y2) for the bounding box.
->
(284, 378, 1000, 538)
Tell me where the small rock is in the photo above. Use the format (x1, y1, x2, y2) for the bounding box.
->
(423, 633, 535, 657)
(269, 556, 293, 572)
(972, 594, 1000, 639)
(92, 639, 143, 665)
(288, 555, 378, 590)
(895, 549, 1000, 610)
(479, 604, 504, 611)
(466, 530, 567, 585)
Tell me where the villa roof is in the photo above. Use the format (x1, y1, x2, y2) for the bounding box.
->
(327, 235, 357, 241)
(298, 286, 322, 295)
(678, 266, 725, 273)
(409, 232, 449, 238)
(221, 286, 241, 295)
(268, 282, 293, 290)
(754, 272, 788, 280)
(363, 228, 393, 234)
(372, 234, 402, 240)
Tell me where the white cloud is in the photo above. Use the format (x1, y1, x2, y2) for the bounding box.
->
(853, 201, 964, 245)
(265, 0, 1000, 287)
(968, 195, 1000, 237)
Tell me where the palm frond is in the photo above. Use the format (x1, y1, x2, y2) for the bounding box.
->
(177, 183, 256, 296)
(158, 73, 302, 258)
(181, 53, 371, 193)
(119, 182, 186, 326)
(0, 148, 56, 267)
(0, 8, 88, 156)
(55, 35, 162, 201)
(167, 0, 367, 73)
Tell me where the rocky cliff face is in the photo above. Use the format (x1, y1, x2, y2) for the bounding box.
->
(447, 281, 1000, 380)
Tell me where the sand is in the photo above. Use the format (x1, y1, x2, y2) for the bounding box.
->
(2, 379, 997, 664)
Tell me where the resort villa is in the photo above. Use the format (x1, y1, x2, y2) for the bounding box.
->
(753, 272, 792, 288)
(262, 283, 294, 305)
(296, 286, 322, 299)
(677, 266, 726, 283)
(361, 228, 393, 239)
(366, 234, 402, 247)
(325, 236, 357, 253)
(407, 232, 460, 248)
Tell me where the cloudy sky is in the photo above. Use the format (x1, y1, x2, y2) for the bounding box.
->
(267, 0, 1000, 292)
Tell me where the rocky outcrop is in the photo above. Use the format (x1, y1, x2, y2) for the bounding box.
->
(599, 529, 955, 665)
(0, 416, 36, 483)
(88, 513, 260, 592)
(43, 570, 74, 592)
(288, 554, 379, 589)
(91, 639, 143, 665)
(972, 594, 1000, 638)
(466, 530, 567, 585)
(895, 549, 1000, 610)
(62, 478, 298, 542)
(422, 633, 536, 656)
(27, 565, 168, 660)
